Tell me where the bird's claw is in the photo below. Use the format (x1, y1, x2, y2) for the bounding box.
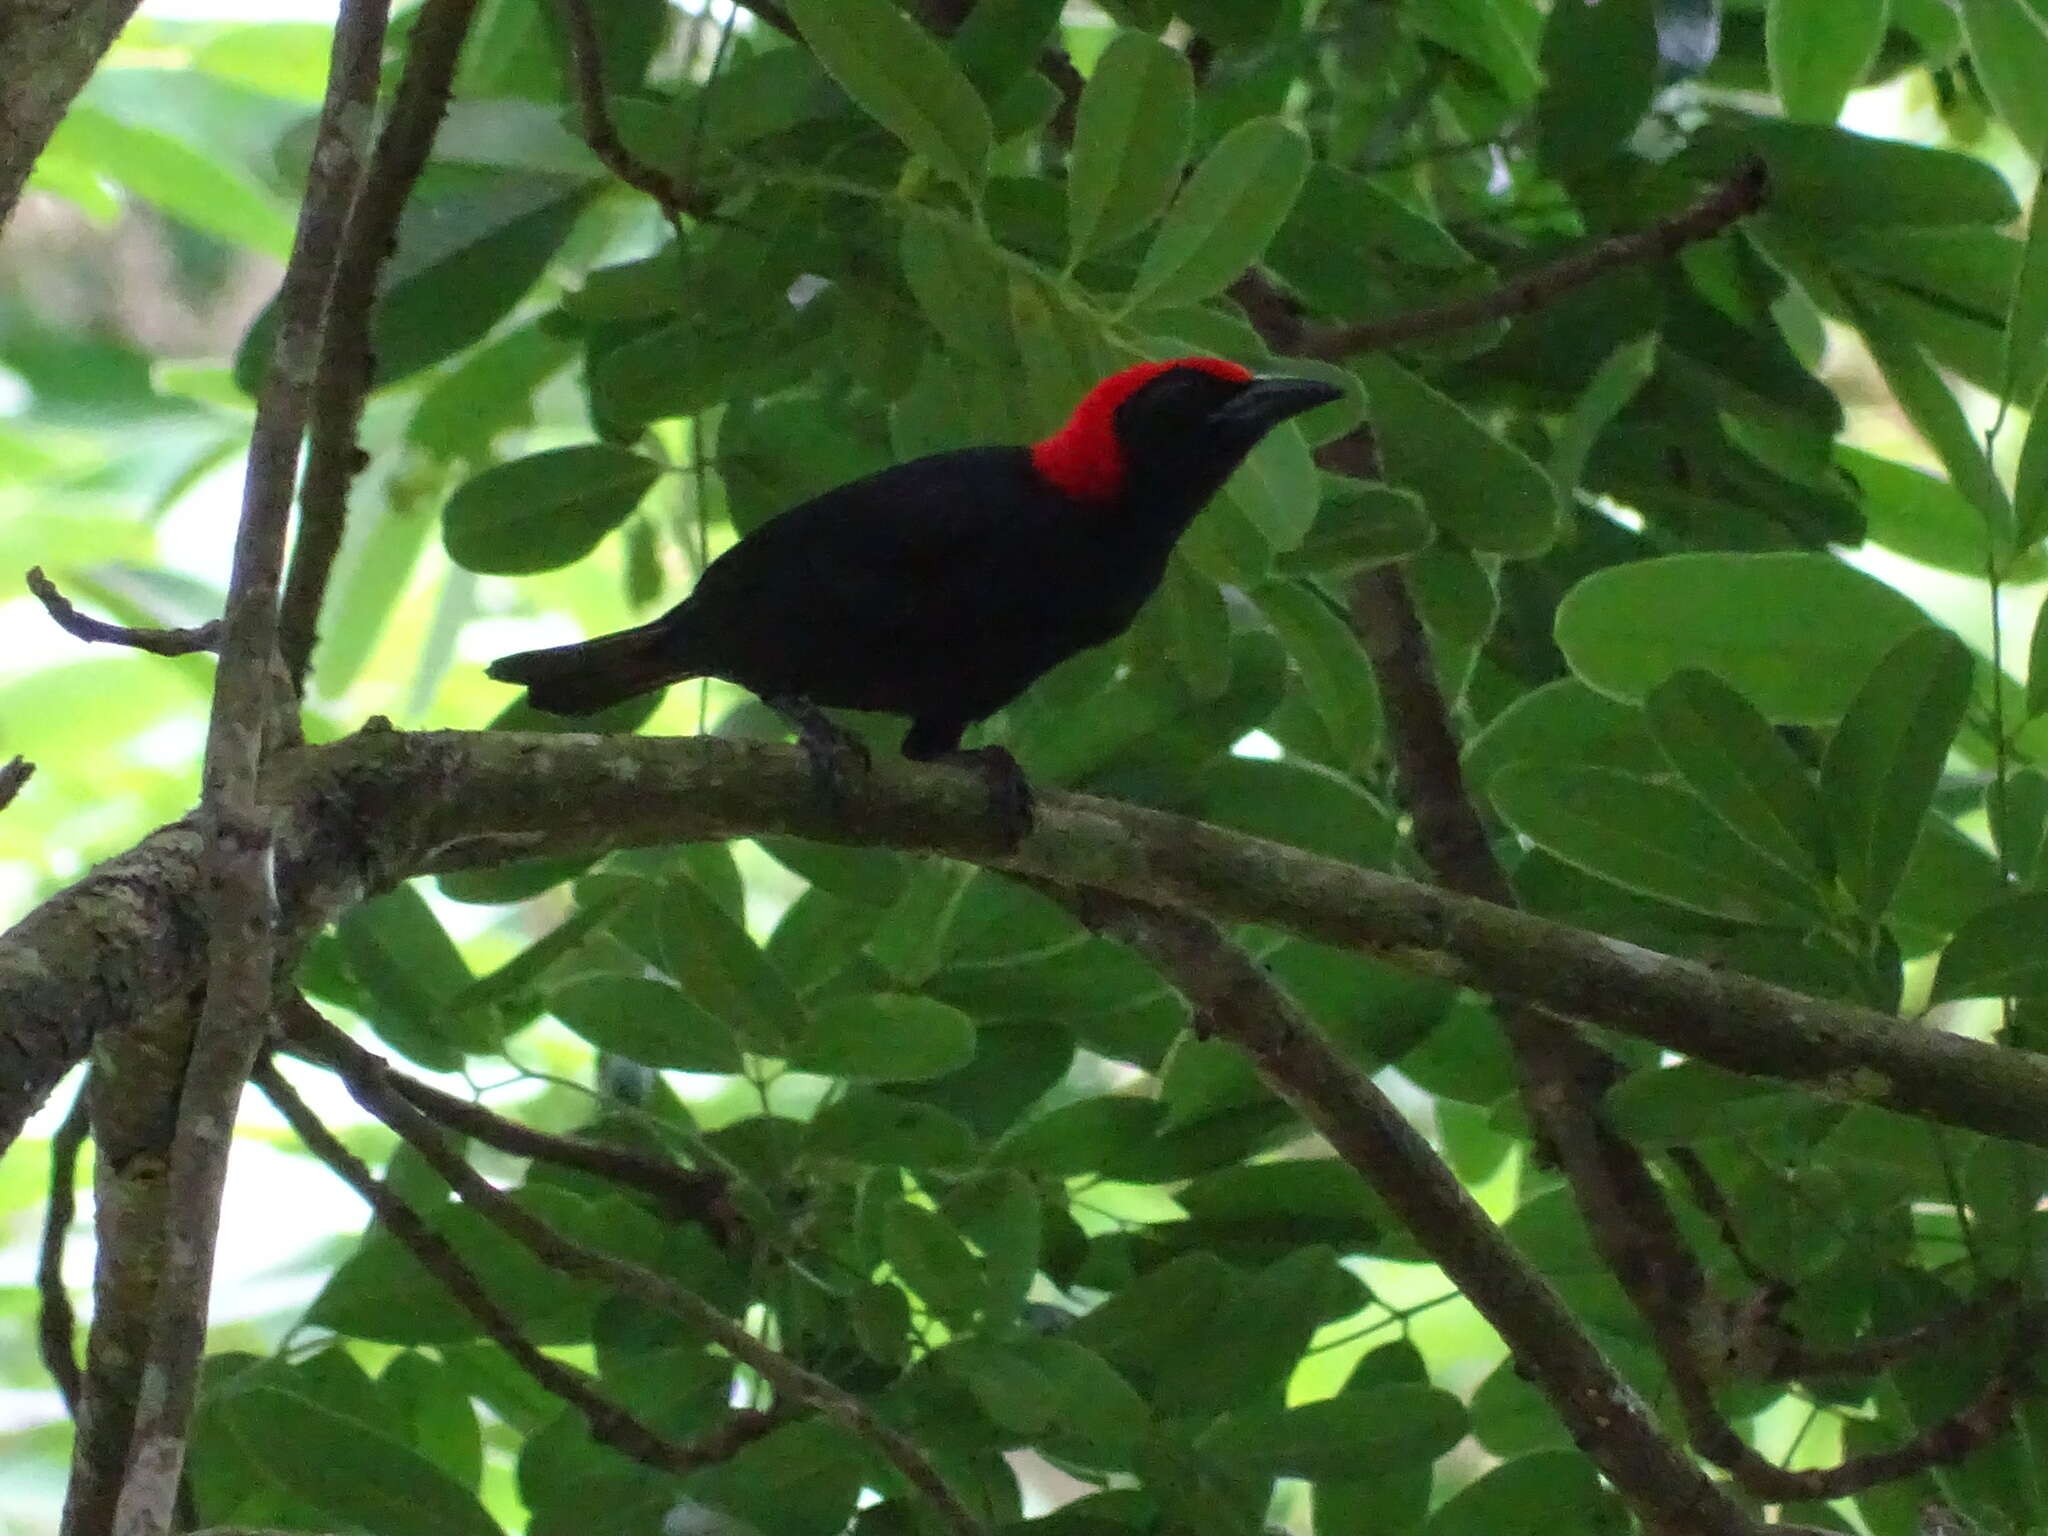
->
(804, 729, 871, 811)
(771, 695, 871, 813)
(963, 745, 1034, 848)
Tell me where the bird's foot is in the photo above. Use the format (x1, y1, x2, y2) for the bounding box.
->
(768, 696, 871, 812)
(954, 745, 1035, 848)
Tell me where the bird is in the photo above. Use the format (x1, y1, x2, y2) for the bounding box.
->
(487, 356, 1340, 839)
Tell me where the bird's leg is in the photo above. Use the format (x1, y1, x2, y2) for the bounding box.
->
(902, 719, 1035, 847)
(767, 695, 870, 810)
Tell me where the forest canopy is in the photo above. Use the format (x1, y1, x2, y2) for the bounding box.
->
(4, 2, 2048, 1535)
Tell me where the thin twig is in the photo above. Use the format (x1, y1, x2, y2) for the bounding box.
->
(279, 1000, 734, 1237)
(26, 568, 220, 656)
(108, 1, 392, 1529)
(319, 1030, 986, 1536)
(0, 756, 32, 815)
(37, 1083, 90, 1413)
(553, 0, 710, 220)
(279, 0, 482, 691)
(1046, 888, 1758, 1536)
(251, 1053, 780, 1475)
(1779, 1288, 2028, 1381)
(1303, 160, 1767, 358)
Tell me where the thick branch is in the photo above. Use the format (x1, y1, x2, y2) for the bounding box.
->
(1302, 161, 1767, 358)
(8, 731, 2048, 1158)
(26, 569, 220, 656)
(251, 1051, 777, 1477)
(0, 0, 144, 232)
(278, 0, 480, 691)
(110, 1, 391, 1527)
(1053, 891, 1755, 1536)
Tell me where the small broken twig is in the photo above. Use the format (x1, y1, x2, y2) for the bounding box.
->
(26, 568, 220, 656)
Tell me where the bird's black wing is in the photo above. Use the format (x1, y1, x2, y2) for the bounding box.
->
(673, 446, 1076, 718)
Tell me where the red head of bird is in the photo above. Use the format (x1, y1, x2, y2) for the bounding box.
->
(1030, 356, 1340, 508)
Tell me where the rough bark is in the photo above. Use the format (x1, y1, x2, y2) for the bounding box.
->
(0, 0, 145, 233)
(4, 728, 2046, 1158)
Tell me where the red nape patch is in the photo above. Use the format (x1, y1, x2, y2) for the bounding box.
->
(1030, 356, 1253, 503)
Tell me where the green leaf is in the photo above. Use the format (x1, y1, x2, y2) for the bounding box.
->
(1700, 118, 2018, 230)
(1768, 0, 1889, 122)
(548, 975, 743, 1073)
(1200, 1386, 1466, 1481)
(900, 214, 1016, 363)
(1426, 1451, 1628, 1536)
(1957, 0, 2048, 158)
(882, 1199, 986, 1328)
(221, 1387, 498, 1536)
(807, 1090, 976, 1167)
(863, 861, 975, 986)
(949, 0, 1066, 106)
(1555, 552, 1930, 722)
(2016, 398, 2048, 551)
(1277, 481, 1433, 577)
(1844, 447, 2038, 580)
(2005, 168, 2048, 418)
(441, 445, 661, 576)
(336, 885, 489, 1064)
(1013, 1337, 1152, 1458)
(47, 103, 294, 259)
(1465, 679, 1665, 792)
(1216, 409, 1321, 551)
(658, 874, 806, 1054)
(790, 993, 976, 1082)
(1838, 281, 2012, 551)
(850, 1280, 914, 1366)
(1356, 357, 1558, 558)
(1490, 764, 1826, 924)
(1536, 0, 1658, 176)
(2031, 603, 2048, 719)
(239, 175, 590, 394)
(1252, 582, 1380, 773)
(1127, 117, 1309, 309)
(1605, 1061, 1813, 1145)
(1549, 334, 1658, 502)
(1820, 626, 1974, 918)
(1067, 31, 1193, 262)
(1412, 0, 1542, 102)
(783, 0, 994, 192)
(1931, 893, 2048, 999)
(1645, 669, 1830, 882)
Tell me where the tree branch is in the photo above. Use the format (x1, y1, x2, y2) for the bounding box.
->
(8, 730, 2048, 1160)
(312, 1026, 987, 1536)
(1048, 889, 1759, 1536)
(250, 1050, 780, 1477)
(109, 1, 392, 1526)
(1301, 161, 1767, 358)
(280, 998, 734, 1237)
(37, 1082, 89, 1413)
(551, 0, 710, 220)
(26, 568, 221, 656)
(0, 0, 145, 232)
(278, 0, 481, 691)
(0, 755, 32, 815)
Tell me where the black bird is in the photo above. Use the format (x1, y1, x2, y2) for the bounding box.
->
(487, 357, 1339, 835)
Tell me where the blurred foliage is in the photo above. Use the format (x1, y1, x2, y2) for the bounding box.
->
(8, 0, 2048, 1532)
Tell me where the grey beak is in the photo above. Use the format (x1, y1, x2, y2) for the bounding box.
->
(1211, 374, 1345, 434)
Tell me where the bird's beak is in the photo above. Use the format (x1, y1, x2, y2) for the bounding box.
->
(1210, 374, 1345, 435)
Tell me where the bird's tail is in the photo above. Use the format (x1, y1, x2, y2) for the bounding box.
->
(486, 621, 698, 716)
